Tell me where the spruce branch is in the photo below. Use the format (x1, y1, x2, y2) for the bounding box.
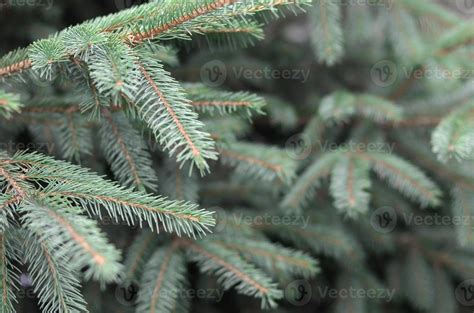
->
(284, 148, 441, 212)
(136, 242, 186, 313)
(123, 230, 161, 282)
(184, 83, 266, 118)
(211, 236, 320, 280)
(159, 157, 199, 202)
(388, 7, 425, 64)
(54, 114, 93, 163)
(0, 149, 217, 311)
(183, 239, 283, 309)
(1, 1, 469, 312)
(310, 0, 344, 66)
(209, 208, 261, 238)
(0, 90, 22, 119)
(281, 151, 340, 211)
(127, 0, 309, 44)
(319, 91, 403, 124)
(128, 0, 238, 44)
(451, 185, 474, 250)
(431, 101, 474, 162)
(433, 21, 474, 57)
(0, 194, 18, 233)
(204, 116, 252, 142)
(88, 38, 140, 103)
(0, 0, 309, 78)
(19, 199, 123, 283)
(135, 55, 218, 174)
(0, 231, 19, 313)
(0, 49, 31, 77)
(330, 156, 371, 218)
(392, 131, 474, 191)
(218, 142, 296, 184)
(28, 37, 69, 80)
(189, 19, 265, 48)
(62, 24, 109, 62)
(99, 109, 158, 191)
(22, 231, 88, 313)
(42, 182, 215, 237)
(361, 152, 442, 207)
(432, 265, 457, 313)
(398, 0, 460, 26)
(401, 248, 435, 310)
(1, 152, 215, 237)
(263, 96, 299, 131)
(333, 271, 367, 313)
(348, 216, 396, 254)
(262, 223, 365, 266)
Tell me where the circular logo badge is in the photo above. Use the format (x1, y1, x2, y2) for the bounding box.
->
(456, 0, 474, 14)
(370, 60, 398, 87)
(285, 280, 312, 306)
(115, 280, 140, 306)
(370, 206, 397, 234)
(456, 279, 474, 306)
(200, 60, 227, 87)
(285, 134, 312, 160)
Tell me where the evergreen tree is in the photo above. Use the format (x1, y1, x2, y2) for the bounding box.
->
(0, 0, 473, 313)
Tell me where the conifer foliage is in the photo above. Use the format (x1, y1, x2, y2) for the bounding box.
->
(1, 0, 474, 313)
(0, 0, 314, 312)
